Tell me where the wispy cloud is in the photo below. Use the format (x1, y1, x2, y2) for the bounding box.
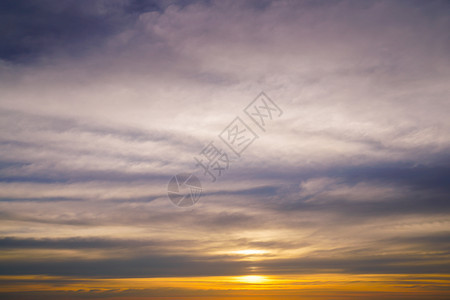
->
(0, 0, 449, 299)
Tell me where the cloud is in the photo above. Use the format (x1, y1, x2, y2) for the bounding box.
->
(0, 1, 449, 297)
(0, 0, 167, 62)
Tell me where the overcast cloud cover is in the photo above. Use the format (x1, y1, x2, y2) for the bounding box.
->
(0, 0, 449, 299)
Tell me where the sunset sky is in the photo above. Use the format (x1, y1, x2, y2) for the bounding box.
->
(1, 0, 449, 299)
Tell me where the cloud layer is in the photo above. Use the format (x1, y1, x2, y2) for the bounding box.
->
(0, 0, 449, 298)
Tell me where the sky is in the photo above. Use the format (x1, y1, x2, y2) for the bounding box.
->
(0, 0, 449, 299)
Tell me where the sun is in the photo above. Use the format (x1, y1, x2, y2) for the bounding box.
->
(236, 275, 268, 284)
(232, 249, 268, 255)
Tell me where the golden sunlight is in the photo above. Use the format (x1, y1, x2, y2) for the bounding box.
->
(232, 249, 268, 255)
(236, 275, 268, 284)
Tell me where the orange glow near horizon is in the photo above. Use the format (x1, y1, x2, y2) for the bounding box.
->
(1, 273, 450, 298)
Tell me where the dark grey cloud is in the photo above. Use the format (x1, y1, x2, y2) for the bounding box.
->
(0, 0, 165, 62)
(0, 232, 449, 277)
(256, 255, 450, 275)
(0, 167, 170, 184)
(0, 196, 82, 202)
(0, 236, 190, 249)
(0, 254, 250, 277)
